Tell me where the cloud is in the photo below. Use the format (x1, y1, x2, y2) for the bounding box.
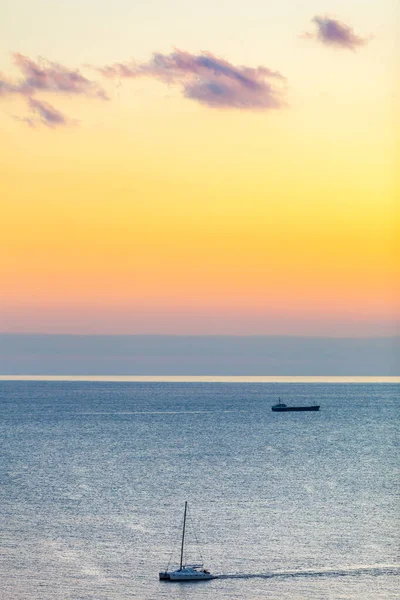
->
(12, 98, 70, 128)
(12, 53, 108, 99)
(2, 49, 285, 127)
(97, 49, 286, 110)
(0, 54, 107, 127)
(304, 16, 369, 50)
(27, 97, 70, 127)
(0, 73, 17, 96)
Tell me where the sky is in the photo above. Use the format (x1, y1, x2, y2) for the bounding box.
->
(0, 0, 398, 337)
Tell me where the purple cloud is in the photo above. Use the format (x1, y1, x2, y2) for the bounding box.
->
(2, 49, 285, 126)
(304, 16, 369, 50)
(0, 73, 18, 96)
(98, 49, 286, 110)
(27, 97, 69, 128)
(0, 54, 108, 127)
(13, 53, 108, 99)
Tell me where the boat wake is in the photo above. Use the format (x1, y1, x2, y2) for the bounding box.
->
(216, 565, 400, 581)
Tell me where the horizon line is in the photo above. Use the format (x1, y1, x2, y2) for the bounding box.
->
(1, 375, 399, 383)
(1, 333, 399, 339)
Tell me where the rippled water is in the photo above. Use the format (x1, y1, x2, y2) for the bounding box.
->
(1, 382, 398, 599)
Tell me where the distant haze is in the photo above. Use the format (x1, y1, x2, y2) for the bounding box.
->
(0, 335, 398, 376)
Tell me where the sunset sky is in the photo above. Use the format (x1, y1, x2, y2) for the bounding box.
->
(1, 0, 398, 336)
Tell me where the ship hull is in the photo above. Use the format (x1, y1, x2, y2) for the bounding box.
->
(159, 570, 213, 581)
(272, 406, 320, 412)
(169, 572, 213, 581)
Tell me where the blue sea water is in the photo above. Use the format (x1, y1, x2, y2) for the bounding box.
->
(0, 381, 398, 599)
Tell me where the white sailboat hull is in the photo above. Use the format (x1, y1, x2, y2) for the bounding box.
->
(161, 567, 213, 581)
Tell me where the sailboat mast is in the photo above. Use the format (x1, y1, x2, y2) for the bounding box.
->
(179, 501, 188, 570)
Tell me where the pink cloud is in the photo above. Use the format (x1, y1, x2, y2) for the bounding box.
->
(1, 54, 107, 127)
(0, 72, 18, 96)
(13, 53, 108, 99)
(98, 49, 286, 110)
(304, 16, 370, 51)
(27, 97, 70, 128)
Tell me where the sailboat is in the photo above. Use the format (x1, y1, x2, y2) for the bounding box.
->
(159, 502, 214, 581)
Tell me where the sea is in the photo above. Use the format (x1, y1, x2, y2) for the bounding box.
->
(1, 379, 398, 599)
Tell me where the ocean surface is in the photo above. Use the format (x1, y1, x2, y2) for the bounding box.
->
(1, 381, 398, 599)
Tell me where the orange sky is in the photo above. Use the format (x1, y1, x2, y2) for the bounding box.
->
(0, 0, 398, 336)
